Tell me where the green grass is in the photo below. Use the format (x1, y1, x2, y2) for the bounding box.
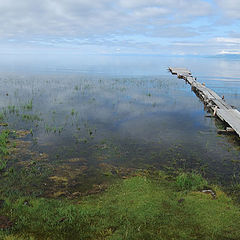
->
(0, 112, 5, 121)
(176, 171, 208, 191)
(0, 130, 10, 170)
(22, 100, 33, 110)
(21, 114, 41, 122)
(7, 105, 18, 114)
(6, 99, 33, 115)
(1, 174, 240, 240)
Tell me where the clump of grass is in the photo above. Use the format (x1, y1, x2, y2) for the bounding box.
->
(0, 112, 5, 121)
(7, 105, 18, 114)
(0, 131, 9, 154)
(0, 130, 10, 170)
(0, 158, 7, 170)
(21, 114, 41, 122)
(22, 99, 33, 110)
(176, 171, 208, 191)
(71, 109, 75, 116)
(44, 124, 64, 134)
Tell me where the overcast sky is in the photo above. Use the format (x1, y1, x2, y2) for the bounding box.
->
(1, 0, 240, 55)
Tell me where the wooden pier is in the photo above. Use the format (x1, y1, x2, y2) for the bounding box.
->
(169, 67, 240, 137)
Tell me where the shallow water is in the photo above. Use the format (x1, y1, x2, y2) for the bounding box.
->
(0, 54, 240, 197)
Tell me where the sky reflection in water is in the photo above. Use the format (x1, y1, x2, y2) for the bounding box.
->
(0, 54, 240, 186)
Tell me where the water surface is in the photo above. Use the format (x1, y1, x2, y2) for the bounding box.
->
(1, 54, 240, 197)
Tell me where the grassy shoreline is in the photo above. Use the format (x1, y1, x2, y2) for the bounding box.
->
(0, 128, 240, 239)
(0, 171, 240, 239)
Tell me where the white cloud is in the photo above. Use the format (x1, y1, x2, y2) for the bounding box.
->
(215, 37, 240, 44)
(0, 0, 240, 55)
(215, 0, 240, 19)
(218, 50, 240, 55)
(0, 0, 211, 39)
(131, 7, 170, 18)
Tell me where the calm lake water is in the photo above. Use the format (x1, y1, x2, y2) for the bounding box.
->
(0, 54, 240, 197)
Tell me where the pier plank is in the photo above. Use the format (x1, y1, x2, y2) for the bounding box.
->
(212, 99, 232, 110)
(186, 77, 195, 84)
(217, 109, 240, 136)
(169, 67, 191, 75)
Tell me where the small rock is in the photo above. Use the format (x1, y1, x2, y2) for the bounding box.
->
(59, 217, 66, 223)
(23, 200, 31, 206)
(202, 189, 216, 199)
(111, 170, 117, 175)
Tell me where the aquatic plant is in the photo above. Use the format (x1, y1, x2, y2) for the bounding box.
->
(22, 99, 33, 110)
(45, 124, 64, 134)
(21, 114, 41, 122)
(7, 105, 18, 114)
(0, 112, 5, 121)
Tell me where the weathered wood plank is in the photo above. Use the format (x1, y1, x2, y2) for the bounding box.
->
(169, 67, 191, 75)
(212, 99, 232, 110)
(186, 77, 195, 84)
(207, 88, 222, 100)
(177, 73, 191, 79)
(217, 109, 240, 137)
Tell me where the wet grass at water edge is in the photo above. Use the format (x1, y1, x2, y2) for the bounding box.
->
(0, 172, 240, 239)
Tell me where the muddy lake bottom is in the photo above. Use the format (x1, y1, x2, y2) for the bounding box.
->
(0, 55, 240, 199)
